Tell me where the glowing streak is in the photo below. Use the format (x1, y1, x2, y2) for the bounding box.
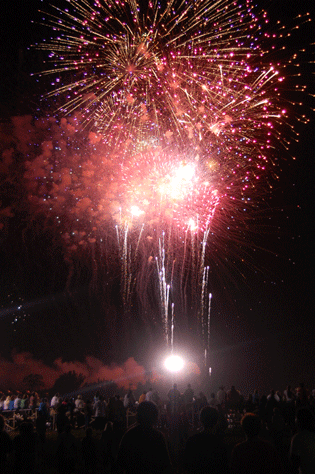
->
(156, 233, 171, 345)
(207, 292, 212, 360)
(170, 303, 175, 354)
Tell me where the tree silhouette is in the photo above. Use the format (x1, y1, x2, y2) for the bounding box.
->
(50, 370, 86, 396)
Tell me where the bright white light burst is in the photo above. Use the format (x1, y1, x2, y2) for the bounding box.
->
(164, 355, 185, 372)
(130, 205, 144, 217)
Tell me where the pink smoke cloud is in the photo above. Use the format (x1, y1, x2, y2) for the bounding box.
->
(0, 351, 147, 391)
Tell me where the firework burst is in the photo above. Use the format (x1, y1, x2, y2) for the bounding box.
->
(17, 0, 311, 351)
(36, 0, 292, 155)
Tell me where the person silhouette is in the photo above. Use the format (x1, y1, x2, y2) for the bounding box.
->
(230, 413, 284, 474)
(184, 406, 228, 474)
(113, 401, 172, 474)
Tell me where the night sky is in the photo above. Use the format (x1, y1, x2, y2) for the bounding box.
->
(0, 0, 314, 396)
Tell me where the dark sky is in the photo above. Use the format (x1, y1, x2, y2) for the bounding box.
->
(0, 0, 314, 396)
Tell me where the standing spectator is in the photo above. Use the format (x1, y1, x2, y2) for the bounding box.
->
(64, 398, 75, 427)
(74, 394, 85, 428)
(113, 401, 171, 474)
(106, 396, 126, 431)
(123, 390, 136, 410)
(138, 391, 147, 404)
(29, 393, 36, 411)
(258, 395, 268, 424)
(51, 393, 60, 408)
(0, 395, 6, 411)
(0, 414, 13, 474)
(184, 384, 194, 406)
(266, 390, 279, 425)
(290, 407, 315, 474)
(100, 422, 115, 473)
(84, 399, 93, 429)
(198, 392, 208, 411)
(75, 394, 85, 410)
(56, 405, 69, 435)
(13, 422, 38, 474)
(269, 407, 285, 454)
(284, 385, 295, 403)
(20, 393, 29, 409)
(216, 386, 226, 407)
(61, 398, 69, 410)
(296, 383, 309, 407)
(37, 398, 49, 447)
(145, 388, 154, 402)
(283, 385, 296, 430)
(226, 386, 241, 411)
(36, 410, 47, 452)
(230, 413, 284, 474)
(244, 394, 255, 413)
(253, 389, 260, 406)
(81, 427, 98, 473)
(56, 424, 78, 474)
(3, 396, 11, 410)
(168, 384, 181, 415)
(184, 406, 229, 474)
(14, 394, 22, 410)
(276, 391, 283, 403)
(38, 398, 49, 419)
(94, 395, 107, 430)
(209, 393, 217, 408)
(151, 389, 160, 407)
(216, 404, 229, 436)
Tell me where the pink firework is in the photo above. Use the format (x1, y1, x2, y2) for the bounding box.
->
(119, 149, 220, 232)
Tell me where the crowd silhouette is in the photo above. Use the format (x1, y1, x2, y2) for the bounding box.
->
(1, 382, 315, 473)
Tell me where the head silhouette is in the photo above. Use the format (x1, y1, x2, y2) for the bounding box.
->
(296, 408, 315, 432)
(137, 401, 158, 427)
(241, 413, 261, 438)
(200, 406, 218, 429)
